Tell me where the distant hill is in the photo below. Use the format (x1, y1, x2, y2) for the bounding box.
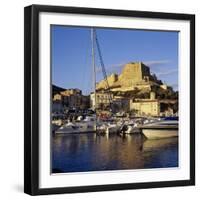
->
(52, 84, 65, 96)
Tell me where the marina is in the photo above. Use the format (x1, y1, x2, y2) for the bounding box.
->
(53, 114, 178, 140)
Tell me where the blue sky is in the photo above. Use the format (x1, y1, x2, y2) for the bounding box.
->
(52, 26, 178, 95)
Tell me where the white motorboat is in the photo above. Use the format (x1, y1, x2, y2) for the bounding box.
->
(55, 116, 96, 134)
(141, 119, 178, 139)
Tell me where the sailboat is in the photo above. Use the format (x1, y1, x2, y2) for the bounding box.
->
(55, 28, 99, 134)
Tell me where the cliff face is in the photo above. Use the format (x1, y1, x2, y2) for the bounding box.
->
(96, 62, 161, 91)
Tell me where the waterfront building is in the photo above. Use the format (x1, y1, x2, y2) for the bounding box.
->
(53, 88, 90, 110)
(68, 95, 81, 108)
(52, 100, 63, 113)
(130, 91, 160, 116)
(62, 95, 69, 107)
(52, 94, 64, 113)
(112, 96, 130, 112)
(65, 94, 90, 109)
(130, 91, 177, 117)
(90, 91, 113, 110)
(60, 88, 82, 96)
(53, 93, 62, 101)
(80, 95, 90, 109)
(130, 99, 160, 117)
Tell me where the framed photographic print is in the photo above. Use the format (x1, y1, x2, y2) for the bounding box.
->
(24, 4, 195, 195)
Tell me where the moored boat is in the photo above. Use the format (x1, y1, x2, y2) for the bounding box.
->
(55, 115, 96, 134)
(141, 118, 178, 139)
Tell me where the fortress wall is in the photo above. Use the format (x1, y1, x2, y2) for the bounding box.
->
(96, 62, 157, 91)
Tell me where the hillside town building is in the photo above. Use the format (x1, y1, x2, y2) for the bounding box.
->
(90, 91, 113, 110)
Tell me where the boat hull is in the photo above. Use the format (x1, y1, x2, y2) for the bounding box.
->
(142, 129, 178, 139)
(55, 124, 96, 134)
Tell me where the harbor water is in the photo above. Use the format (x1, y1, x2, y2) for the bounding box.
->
(52, 132, 178, 173)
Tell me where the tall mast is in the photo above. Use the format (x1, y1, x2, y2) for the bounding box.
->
(91, 28, 96, 111)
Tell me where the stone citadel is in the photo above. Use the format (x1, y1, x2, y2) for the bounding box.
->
(96, 62, 169, 92)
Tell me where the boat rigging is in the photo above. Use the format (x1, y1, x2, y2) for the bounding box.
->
(91, 28, 113, 112)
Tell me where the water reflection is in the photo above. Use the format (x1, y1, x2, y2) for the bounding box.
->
(52, 133, 178, 173)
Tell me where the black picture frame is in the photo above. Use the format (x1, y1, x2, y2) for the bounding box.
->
(24, 4, 195, 195)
